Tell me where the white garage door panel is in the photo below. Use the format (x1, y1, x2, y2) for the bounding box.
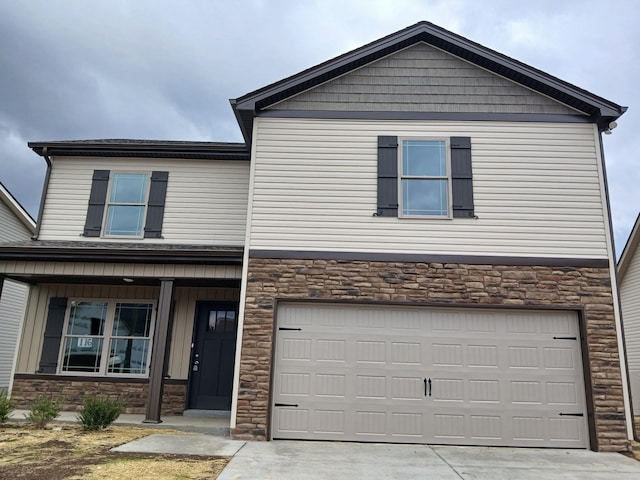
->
(272, 304, 588, 448)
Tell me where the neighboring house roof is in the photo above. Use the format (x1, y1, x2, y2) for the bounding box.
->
(231, 21, 627, 144)
(0, 182, 36, 234)
(28, 139, 250, 160)
(619, 213, 640, 281)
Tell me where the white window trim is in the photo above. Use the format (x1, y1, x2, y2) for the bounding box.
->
(398, 137, 453, 219)
(57, 298, 156, 378)
(102, 171, 151, 239)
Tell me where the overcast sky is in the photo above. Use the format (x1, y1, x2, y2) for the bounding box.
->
(1, 0, 638, 252)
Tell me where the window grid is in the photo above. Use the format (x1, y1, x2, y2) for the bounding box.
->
(399, 138, 451, 218)
(103, 172, 150, 237)
(59, 299, 155, 377)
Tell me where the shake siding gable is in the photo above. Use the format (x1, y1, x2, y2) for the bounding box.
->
(248, 117, 607, 258)
(268, 43, 583, 115)
(39, 157, 250, 245)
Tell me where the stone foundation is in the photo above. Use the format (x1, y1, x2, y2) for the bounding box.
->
(232, 258, 629, 451)
(10, 375, 187, 415)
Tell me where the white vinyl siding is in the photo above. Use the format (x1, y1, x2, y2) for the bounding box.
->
(0, 280, 29, 391)
(248, 118, 607, 258)
(38, 157, 250, 246)
(0, 200, 32, 242)
(15, 284, 240, 380)
(620, 248, 640, 415)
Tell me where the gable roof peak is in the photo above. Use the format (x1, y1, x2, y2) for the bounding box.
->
(231, 21, 625, 144)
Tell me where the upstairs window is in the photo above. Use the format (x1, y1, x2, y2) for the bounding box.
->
(83, 170, 169, 238)
(377, 136, 474, 219)
(104, 173, 149, 236)
(400, 139, 450, 217)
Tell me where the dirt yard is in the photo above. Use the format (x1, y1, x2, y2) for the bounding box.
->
(0, 422, 229, 480)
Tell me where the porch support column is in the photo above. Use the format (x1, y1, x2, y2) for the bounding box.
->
(144, 278, 174, 423)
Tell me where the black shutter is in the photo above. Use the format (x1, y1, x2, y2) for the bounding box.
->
(377, 136, 398, 217)
(38, 297, 68, 374)
(144, 171, 169, 238)
(83, 170, 110, 237)
(450, 137, 475, 218)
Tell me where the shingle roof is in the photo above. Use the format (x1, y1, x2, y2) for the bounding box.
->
(28, 139, 250, 160)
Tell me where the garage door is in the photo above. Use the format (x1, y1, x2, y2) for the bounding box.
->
(272, 303, 589, 448)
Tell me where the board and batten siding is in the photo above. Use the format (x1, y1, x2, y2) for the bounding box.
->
(248, 117, 607, 258)
(37, 157, 250, 245)
(0, 280, 29, 392)
(620, 248, 640, 415)
(15, 284, 239, 381)
(0, 199, 32, 242)
(269, 42, 581, 115)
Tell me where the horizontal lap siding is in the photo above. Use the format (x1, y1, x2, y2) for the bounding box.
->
(0, 201, 32, 242)
(620, 249, 640, 414)
(249, 118, 607, 258)
(0, 280, 28, 390)
(38, 157, 249, 245)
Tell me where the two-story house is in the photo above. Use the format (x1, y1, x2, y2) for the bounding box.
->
(0, 21, 631, 452)
(0, 182, 36, 392)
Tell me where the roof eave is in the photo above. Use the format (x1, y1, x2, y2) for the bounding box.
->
(27, 141, 251, 161)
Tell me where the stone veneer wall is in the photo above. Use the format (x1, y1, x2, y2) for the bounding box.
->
(11, 376, 187, 415)
(233, 258, 628, 452)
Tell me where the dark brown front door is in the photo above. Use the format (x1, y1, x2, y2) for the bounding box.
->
(187, 302, 238, 410)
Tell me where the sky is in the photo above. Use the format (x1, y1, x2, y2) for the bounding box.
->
(0, 0, 638, 253)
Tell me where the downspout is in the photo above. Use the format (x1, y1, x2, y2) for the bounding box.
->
(32, 146, 52, 240)
(597, 130, 637, 442)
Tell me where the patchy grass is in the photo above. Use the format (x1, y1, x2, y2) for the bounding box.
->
(0, 422, 229, 479)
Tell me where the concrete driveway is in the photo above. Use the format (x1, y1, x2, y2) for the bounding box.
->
(217, 441, 640, 480)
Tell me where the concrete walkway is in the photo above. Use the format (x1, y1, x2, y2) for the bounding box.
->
(9, 410, 640, 478)
(217, 441, 640, 480)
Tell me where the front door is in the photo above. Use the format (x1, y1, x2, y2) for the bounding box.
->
(187, 302, 238, 410)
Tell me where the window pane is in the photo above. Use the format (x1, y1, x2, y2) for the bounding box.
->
(107, 338, 150, 374)
(67, 301, 107, 335)
(61, 337, 104, 373)
(402, 140, 447, 176)
(207, 310, 236, 332)
(113, 303, 153, 337)
(110, 173, 148, 203)
(105, 205, 145, 236)
(402, 179, 448, 216)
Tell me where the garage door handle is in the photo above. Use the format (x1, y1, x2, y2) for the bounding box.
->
(275, 403, 299, 407)
(424, 378, 431, 397)
(559, 412, 583, 417)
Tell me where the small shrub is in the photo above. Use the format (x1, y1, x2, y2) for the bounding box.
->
(25, 396, 61, 428)
(77, 396, 123, 431)
(0, 391, 14, 423)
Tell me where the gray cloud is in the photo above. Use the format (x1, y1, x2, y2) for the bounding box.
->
(1, 0, 638, 251)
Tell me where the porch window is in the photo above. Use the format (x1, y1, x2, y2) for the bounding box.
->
(60, 299, 155, 376)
